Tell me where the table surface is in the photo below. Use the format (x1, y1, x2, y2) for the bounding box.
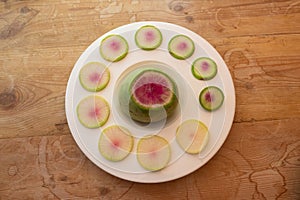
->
(0, 0, 299, 199)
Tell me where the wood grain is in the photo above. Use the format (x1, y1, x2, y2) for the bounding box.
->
(0, 0, 299, 199)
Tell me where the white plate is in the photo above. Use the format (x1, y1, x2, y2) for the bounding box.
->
(65, 22, 235, 183)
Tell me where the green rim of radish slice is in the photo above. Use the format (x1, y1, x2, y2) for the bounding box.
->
(137, 135, 171, 171)
(192, 57, 217, 80)
(98, 125, 134, 162)
(176, 120, 209, 154)
(76, 95, 110, 128)
(168, 34, 195, 60)
(99, 34, 128, 62)
(79, 62, 110, 92)
(199, 86, 224, 111)
(135, 25, 162, 50)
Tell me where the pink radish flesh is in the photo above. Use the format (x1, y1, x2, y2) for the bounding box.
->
(89, 72, 101, 83)
(110, 41, 120, 51)
(134, 83, 169, 105)
(205, 92, 214, 102)
(89, 107, 101, 118)
(201, 62, 209, 71)
(111, 140, 120, 148)
(177, 42, 187, 50)
(145, 31, 155, 41)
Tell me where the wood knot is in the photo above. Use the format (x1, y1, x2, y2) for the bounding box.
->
(168, 1, 185, 12)
(173, 4, 183, 12)
(59, 175, 68, 181)
(55, 121, 67, 131)
(0, 91, 17, 108)
(8, 165, 18, 176)
(245, 82, 253, 90)
(20, 6, 31, 14)
(99, 187, 110, 196)
(185, 16, 194, 23)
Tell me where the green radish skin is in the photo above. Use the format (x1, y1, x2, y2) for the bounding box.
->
(100, 34, 128, 62)
(98, 125, 134, 162)
(176, 119, 209, 154)
(135, 25, 162, 50)
(137, 135, 171, 171)
(192, 57, 217, 80)
(168, 35, 195, 60)
(128, 70, 178, 123)
(199, 86, 224, 111)
(77, 95, 110, 128)
(79, 62, 110, 92)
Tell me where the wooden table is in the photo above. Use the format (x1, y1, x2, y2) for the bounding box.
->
(1, 0, 299, 199)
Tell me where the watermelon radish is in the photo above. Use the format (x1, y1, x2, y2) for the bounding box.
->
(77, 95, 110, 128)
(137, 135, 171, 171)
(135, 25, 162, 50)
(100, 35, 128, 62)
(98, 125, 134, 162)
(199, 86, 224, 111)
(168, 35, 195, 60)
(79, 62, 110, 92)
(129, 70, 178, 123)
(192, 57, 217, 80)
(176, 120, 209, 154)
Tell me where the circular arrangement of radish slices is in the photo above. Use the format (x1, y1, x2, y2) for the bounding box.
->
(75, 25, 226, 172)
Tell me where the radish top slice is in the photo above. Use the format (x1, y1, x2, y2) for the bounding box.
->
(130, 70, 175, 109)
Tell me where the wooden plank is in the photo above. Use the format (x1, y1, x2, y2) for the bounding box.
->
(0, 118, 298, 199)
(1, 0, 300, 51)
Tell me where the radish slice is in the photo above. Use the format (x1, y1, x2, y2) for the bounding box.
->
(98, 125, 134, 162)
(192, 57, 217, 80)
(100, 35, 128, 62)
(199, 86, 224, 111)
(79, 62, 110, 92)
(77, 95, 110, 128)
(135, 25, 162, 50)
(176, 120, 209, 154)
(168, 35, 195, 60)
(137, 135, 171, 171)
